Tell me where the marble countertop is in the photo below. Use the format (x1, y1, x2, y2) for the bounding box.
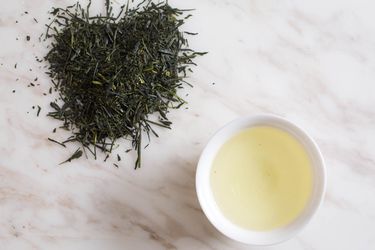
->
(1, 0, 375, 249)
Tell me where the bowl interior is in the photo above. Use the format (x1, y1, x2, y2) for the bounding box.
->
(195, 115, 326, 245)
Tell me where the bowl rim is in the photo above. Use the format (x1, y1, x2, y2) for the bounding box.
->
(195, 114, 326, 246)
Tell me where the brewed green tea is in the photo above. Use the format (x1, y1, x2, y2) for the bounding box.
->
(211, 126, 313, 231)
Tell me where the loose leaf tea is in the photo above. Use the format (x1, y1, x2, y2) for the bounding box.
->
(44, 1, 205, 168)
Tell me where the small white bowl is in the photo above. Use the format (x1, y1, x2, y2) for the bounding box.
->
(195, 114, 326, 246)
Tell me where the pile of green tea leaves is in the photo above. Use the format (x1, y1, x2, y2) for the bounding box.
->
(45, 0, 205, 168)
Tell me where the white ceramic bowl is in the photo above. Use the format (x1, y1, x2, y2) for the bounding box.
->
(195, 114, 326, 245)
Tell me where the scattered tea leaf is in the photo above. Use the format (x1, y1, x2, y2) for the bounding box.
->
(59, 148, 83, 165)
(48, 137, 66, 148)
(104, 154, 109, 162)
(37, 105, 41, 116)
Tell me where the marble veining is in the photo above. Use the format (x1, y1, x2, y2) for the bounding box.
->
(1, 0, 375, 249)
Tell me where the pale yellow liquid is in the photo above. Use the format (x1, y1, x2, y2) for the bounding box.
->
(210, 126, 313, 231)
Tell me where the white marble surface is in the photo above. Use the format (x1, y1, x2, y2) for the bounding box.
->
(1, 0, 375, 249)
